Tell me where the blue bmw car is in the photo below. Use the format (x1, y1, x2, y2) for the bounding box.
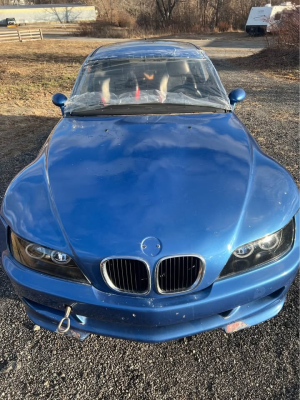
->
(0, 41, 299, 342)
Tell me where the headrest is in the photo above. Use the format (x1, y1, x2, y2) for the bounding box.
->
(166, 60, 190, 77)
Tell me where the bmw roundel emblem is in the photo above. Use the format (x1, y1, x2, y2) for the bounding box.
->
(141, 237, 162, 257)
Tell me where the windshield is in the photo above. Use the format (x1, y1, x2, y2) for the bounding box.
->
(66, 57, 231, 114)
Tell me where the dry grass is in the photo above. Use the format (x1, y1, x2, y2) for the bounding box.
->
(0, 40, 105, 161)
(0, 40, 105, 116)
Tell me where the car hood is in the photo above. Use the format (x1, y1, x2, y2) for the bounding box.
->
(47, 114, 251, 261)
(3, 112, 298, 289)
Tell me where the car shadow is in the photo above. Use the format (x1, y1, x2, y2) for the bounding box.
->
(0, 114, 59, 197)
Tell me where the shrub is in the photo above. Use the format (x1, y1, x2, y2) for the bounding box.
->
(77, 21, 139, 39)
(116, 13, 136, 29)
(217, 21, 231, 32)
(136, 12, 155, 30)
(268, 8, 299, 48)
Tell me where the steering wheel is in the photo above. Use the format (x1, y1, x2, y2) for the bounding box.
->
(168, 85, 201, 97)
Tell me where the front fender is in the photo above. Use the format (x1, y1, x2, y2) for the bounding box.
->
(1, 151, 70, 254)
(232, 143, 299, 249)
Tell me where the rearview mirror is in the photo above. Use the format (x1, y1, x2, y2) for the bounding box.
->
(228, 88, 246, 107)
(52, 93, 67, 115)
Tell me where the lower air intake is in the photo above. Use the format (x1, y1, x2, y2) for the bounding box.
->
(156, 255, 204, 294)
(101, 258, 150, 294)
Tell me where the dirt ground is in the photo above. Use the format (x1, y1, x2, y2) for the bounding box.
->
(232, 47, 299, 81)
(0, 40, 299, 399)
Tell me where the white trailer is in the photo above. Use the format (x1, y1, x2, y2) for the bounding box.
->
(0, 4, 96, 26)
(245, 2, 294, 35)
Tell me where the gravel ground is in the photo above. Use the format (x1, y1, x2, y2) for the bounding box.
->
(0, 50, 299, 399)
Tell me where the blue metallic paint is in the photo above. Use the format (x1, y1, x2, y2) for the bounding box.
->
(2, 113, 298, 293)
(0, 41, 299, 342)
(228, 88, 246, 105)
(1, 213, 299, 341)
(52, 93, 68, 115)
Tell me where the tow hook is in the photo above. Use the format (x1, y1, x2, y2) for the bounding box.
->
(57, 305, 72, 334)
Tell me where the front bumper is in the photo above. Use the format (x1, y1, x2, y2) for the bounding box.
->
(1, 234, 299, 342)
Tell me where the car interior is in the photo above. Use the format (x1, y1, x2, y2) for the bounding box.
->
(82, 58, 215, 104)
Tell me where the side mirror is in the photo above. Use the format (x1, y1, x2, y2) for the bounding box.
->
(228, 88, 246, 107)
(52, 93, 67, 115)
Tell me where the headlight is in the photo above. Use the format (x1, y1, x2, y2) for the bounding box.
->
(219, 218, 295, 279)
(9, 230, 88, 283)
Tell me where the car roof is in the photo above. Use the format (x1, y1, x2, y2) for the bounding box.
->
(88, 40, 205, 61)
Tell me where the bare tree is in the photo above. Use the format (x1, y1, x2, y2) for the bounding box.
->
(198, 0, 210, 28)
(155, 0, 181, 21)
(75, 0, 300, 34)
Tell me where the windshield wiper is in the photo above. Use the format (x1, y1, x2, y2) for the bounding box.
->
(66, 103, 226, 116)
